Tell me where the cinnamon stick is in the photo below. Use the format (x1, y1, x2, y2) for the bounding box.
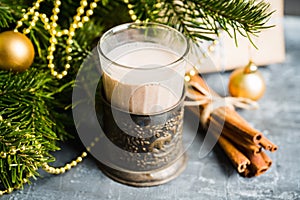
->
(188, 76, 263, 144)
(186, 73, 278, 177)
(260, 151, 273, 167)
(212, 108, 263, 144)
(210, 117, 261, 155)
(259, 136, 278, 152)
(211, 129, 250, 173)
(189, 88, 263, 145)
(244, 152, 270, 177)
(240, 168, 253, 177)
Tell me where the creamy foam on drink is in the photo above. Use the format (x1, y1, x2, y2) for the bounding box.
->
(102, 42, 185, 114)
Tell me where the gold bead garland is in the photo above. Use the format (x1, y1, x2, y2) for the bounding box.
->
(0, 114, 101, 196)
(123, 0, 139, 22)
(42, 152, 88, 175)
(0, 114, 105, 196)
(123, 0, 162, 23)
(0, 1, 104, 196)
(185, 37, 221, 82)
(0, 150, 89, 195)
(41, 136, 102, 175)
(14, 0, 43, 34)
(15, 0, 100, 79)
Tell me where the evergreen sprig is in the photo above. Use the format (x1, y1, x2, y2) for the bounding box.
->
(128, 0, 273, 43)
(0, 6, 14, 29)
(0, 67, 72, 189)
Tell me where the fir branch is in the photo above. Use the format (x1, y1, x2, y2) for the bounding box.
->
(0, 6, 15, 30)
(27, 21, 51, 58)
(128, 0, 273, 43)
(0, 67, 72, 189)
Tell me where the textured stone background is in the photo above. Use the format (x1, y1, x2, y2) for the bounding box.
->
(3, 11, 300, 200)
(284, 0, 300, 16)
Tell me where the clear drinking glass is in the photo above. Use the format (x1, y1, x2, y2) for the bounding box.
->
(98, 22, 189, 114)
(96, 22, 189, 186)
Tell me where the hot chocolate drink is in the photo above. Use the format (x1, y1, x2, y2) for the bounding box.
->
(102, 42, 186, 114)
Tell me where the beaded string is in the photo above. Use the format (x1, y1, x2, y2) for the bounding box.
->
(15, 0, 100, 79)
(41, 135, 102, 175)
(0, 115, 103, 196)
(0, 0, 103, 196)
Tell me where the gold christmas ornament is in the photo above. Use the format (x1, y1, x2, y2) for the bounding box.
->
(228, 61, 266, 101)
(15, 0, 99, 79)
(0, 31, 35, 72)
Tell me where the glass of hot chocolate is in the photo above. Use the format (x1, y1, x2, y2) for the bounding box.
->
(96, 22, 189, 186)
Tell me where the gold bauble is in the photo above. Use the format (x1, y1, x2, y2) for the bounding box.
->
(0, 31, 35, 72)
(228, 61, 266, 101)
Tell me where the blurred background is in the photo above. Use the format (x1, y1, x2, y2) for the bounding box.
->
(285, 0, 300, 15)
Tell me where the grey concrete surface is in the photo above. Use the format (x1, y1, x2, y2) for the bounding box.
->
(285, 0, 300, 15)
(2, 16, 300, 200)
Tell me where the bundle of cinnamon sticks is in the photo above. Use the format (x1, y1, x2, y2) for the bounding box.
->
(186, 73, 277, 177)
